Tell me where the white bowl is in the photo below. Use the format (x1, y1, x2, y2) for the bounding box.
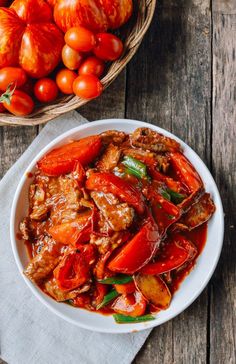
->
(10, 119, 224, 334)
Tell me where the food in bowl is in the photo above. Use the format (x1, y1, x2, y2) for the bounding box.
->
(19, 127, 216, 324)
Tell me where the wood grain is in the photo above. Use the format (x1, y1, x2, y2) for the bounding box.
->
(0, 127, 37, 179)
(128, 1, 211, 362)
(210, 4, 236, 364)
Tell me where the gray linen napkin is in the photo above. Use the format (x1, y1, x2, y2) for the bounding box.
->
(0, 111, 151, 364)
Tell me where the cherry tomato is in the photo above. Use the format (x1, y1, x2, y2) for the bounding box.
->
(93, 33, 123, 61)
(0, 67, 27, 92)
(62, 44, 83, 70)
(73, 74, 103, 100)
(56, 69, 77, 94)
(3, 89, 34, 116)
(34, 78, 58, 103)
(79, 56, 105, 77)
(65, 26, 96, 52)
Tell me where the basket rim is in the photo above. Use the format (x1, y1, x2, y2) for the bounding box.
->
(0, 0, 157, 126)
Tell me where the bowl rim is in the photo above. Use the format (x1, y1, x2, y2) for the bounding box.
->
(10, 118, 224, 334)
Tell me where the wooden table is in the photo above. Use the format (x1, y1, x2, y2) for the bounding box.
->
(0, 0, 235, 363)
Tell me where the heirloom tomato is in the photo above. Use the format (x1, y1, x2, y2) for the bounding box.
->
(0, 0, 64, 78)
(54, 0, 133, 33)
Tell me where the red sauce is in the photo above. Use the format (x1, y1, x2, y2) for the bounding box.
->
(24, 240, 33, 259)
(26, 171, 34, 178)
(170, 222, 207, 293)
(16, 232, 23, 240)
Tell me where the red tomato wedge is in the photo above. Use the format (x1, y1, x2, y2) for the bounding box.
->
(93, 282, 108, 306)
(86, 172, 145, 214)
(49, 211, 92, 246)
(37, 135, 101, 176)
(108, 218, 160, 274)
(141, 234, 197, 275)
(54, 250, 90, 291)
(112, 291, 146, 317)
(114, 281, 136, 294)
(169, 152, 203, 193)
(150, 190, 181, 235)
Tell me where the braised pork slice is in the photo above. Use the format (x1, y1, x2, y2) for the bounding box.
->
(24, 238, 63, 283)
(131, 128, 181, 152)
(178, 193, 216, 230)
(123, 148, 170, 172)
(100, 130, 127, 146)
(97, 144, 121, 171)
(44, 278, 90, 302)
(46, 175, 81, 224)
(91, 191, 134, 231)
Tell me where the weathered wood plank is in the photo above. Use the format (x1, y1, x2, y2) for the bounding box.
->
(129, 1, 211, 363)
(213, 0, 236, 14)
(0, 127, 37, 178)
(210, 5, 236, 364)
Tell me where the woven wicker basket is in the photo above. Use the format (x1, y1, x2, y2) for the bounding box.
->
(0, 0, 156, 126)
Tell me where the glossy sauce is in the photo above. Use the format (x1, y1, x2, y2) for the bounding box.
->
(170, 222, 207, 293)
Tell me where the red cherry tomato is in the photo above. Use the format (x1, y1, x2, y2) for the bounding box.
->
(0, 67, 27, 92)
(73, 75, 103, 100)
(56, 69, 77, 95)
(2, 89, 34, 116)
(62, 44, 83, 70)
(93, 33, 123, 61)
(34, 78, 58, 103)
(65, 26, 96, 52)
(79, 56, 105, 77)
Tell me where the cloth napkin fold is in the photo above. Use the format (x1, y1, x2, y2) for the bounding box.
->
(0, 111, 151, 364)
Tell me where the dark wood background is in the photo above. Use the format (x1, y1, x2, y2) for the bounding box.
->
(0, 0, 235, 363)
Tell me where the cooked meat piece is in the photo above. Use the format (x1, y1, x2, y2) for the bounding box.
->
(122, 148, 170, 172)
(97, 144, 121, 171)
(90, 235, 111, 255)
(91, 191, 134, 231)
(178, 187, 204, 213)
(24, 238, 63, 283)
(19, 218, 31, 240)
(100, 130, 127, 146)
(131, 127, 181, 152)
(30, 204, 48, 221)
(46, 176, 81, 224)
(44, 278, 90, 302)
(178, 193, 216, 230)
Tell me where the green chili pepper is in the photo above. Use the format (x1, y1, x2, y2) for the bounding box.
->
(98, 275, 133, 285)
(166, 188, 186, 204)
(96, 289, 119, 310)
(160, 189, 171, 201)
(122, 156, 148, 179)
(113, 314, 155, 324)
